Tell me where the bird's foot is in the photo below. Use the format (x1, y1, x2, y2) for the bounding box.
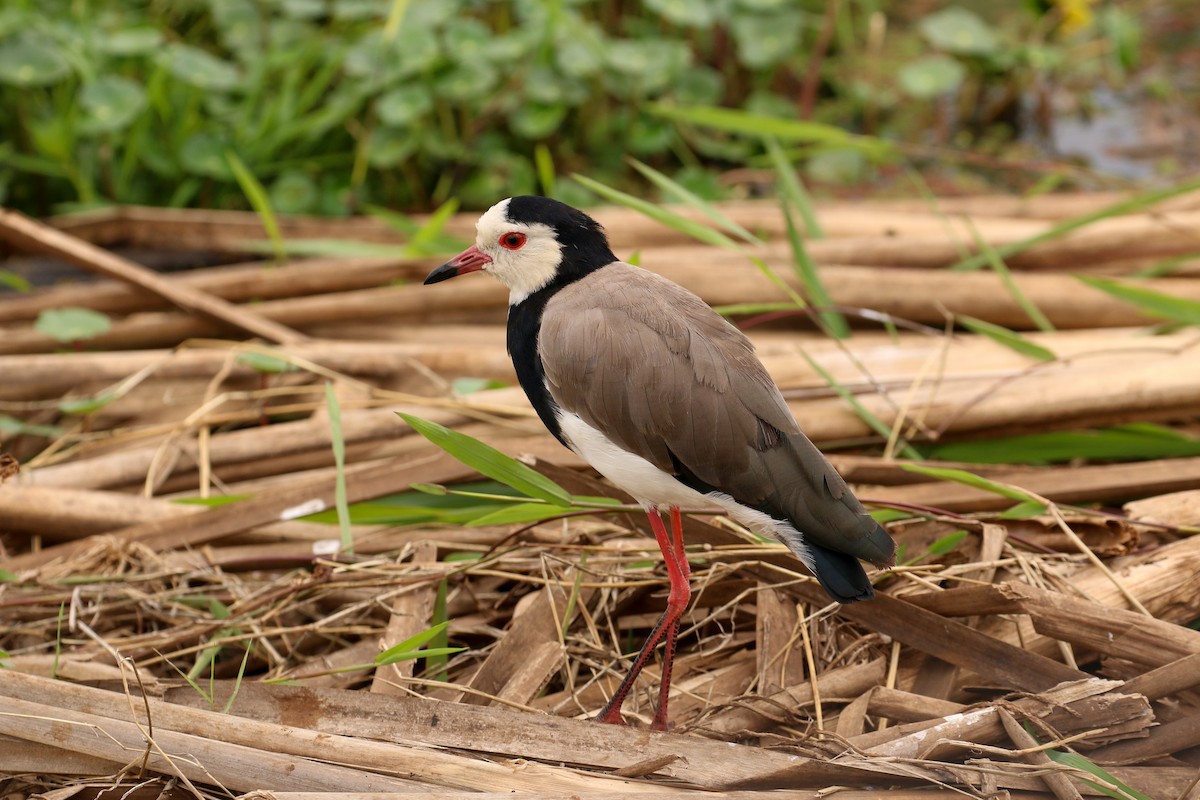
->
(594, 707, 626, 726)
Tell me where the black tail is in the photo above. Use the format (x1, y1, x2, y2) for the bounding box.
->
(808, 543, 875, 603)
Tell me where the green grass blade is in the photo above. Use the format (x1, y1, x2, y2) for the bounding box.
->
(626, 157, 762, 246)
(225, 150, 285, 262)
(925, 424, 1200, 465)
(376, 620, 451, 664)
(409, 197, 461, 252)
(958, 316, 1056, 361)
(798, 349, 921, 459)
(325, 383, 353, 556)
(765, 141, 847, 339)
(950, 175, 1200, 272)
(900, 463, 1044, 507)
(963, 218, 1055, 331)
(1044, 750, 1154, 800)
(1077, 275, 1200, 326)
(397, 413, 571, 505)
(764, 137, 823, 238)
(647, 102, 892, 158)
(427, 578, 451, 681)
(571, 173, 742, 250)
(535, 143, 556, 196)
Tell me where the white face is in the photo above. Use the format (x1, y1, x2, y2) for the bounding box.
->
(474, 198, 564, 305)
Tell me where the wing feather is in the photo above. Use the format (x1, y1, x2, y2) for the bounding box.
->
(540, 263, 894, 567)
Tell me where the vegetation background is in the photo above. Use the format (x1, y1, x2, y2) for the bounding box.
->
(1, 0, 1195, 218)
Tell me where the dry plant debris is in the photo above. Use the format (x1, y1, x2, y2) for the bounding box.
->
(2, 194, 1200, 800)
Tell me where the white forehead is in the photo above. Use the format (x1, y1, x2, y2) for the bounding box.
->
(475, 197, 513, 237)
(475, 197, 555, 242)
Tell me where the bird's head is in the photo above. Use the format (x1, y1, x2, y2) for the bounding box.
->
(424, 196, 616, 305)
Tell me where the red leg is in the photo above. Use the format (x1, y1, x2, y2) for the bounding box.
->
(651, 506, 691, 731)
(596, 505, 691, 728)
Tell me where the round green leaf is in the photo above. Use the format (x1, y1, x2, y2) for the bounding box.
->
(376, 85, 433, 127)
(97, 28, 163, 56)
(434, 61, 496, 103)
(79, 76, 147, 134)
(179, 132, 234, 179)
(731, 13, 804, 69)
(367, 127, 419, 167)
(919, 7, 1000, 56)
(269, 171, 319, 214)
(509, 102, 568, 140)
(645, 0, 715, 27)
(35, 307, 112, 343)
(161, 44, 241, 92)
(897, 55, 966, 99)
(0, 35, 71, 87)
(670, 66, 724, 106)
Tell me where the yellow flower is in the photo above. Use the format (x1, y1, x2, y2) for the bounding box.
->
(1056, 0, 1097, 35)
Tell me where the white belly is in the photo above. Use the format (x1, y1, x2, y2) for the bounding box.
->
(556, 412, 710, 509)
(555, 411, 819, 573)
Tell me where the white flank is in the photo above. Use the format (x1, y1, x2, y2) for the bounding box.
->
(556, 411, 817, 571)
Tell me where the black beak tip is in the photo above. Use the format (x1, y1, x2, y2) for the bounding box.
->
(423, 263, 458, 285)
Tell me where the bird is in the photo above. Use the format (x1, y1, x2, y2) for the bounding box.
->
(424, 195, 895, 730)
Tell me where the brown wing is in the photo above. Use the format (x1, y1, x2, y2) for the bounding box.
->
(540, 263, 895, 567)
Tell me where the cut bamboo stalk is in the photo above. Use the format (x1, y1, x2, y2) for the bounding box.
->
(0, 669, 652, 794)
(162, 677, 919, 790)
(5, 451, 477, 573)
(0, 256, 412, 322)
(0, 208, 307, 344)
(0, 693, 422, 794)
(371, 542, 439, 693)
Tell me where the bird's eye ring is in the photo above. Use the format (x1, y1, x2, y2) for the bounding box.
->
(499, 232, 527, 250)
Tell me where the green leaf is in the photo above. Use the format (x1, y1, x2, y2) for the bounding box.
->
(926, 424, 1200, 465)
(79, 76, 147, 134)
(1077, 275, 1200, 326)
(627, 157, 762, 246)
(466, 502, 565, 527)
(571, 173, 740, 250)
(375, 621, 453, 665)
(927, 529, 969, 556)
(0, 270, 31, 292)
(950, 176, 1200, 272)
(59, 392, 118, 416)
(0, 415, 62, 437)
(97, 28, 164, 56)
(161, 44, 241, 92)
(35, 307, 112, 343)
(647, 103, 892, 158)
(0, 568, 19, 582)
(0, 34, 71, 87)
(325, 383, 353, 556)
(397, 413, 572, 506)
(900, 464, 1041, 504)
(999, 500, 1048, 519)
(376, 85, 433, 127)
(766, 139, 848, 338)
(451, 377, 507, 395)
(958, 316, 1055, 361)
(898, 55, 966, 99)
(919, 7, 1000, 56)
(227, 150, 286, 262)
(1044, 750, 1154, 800)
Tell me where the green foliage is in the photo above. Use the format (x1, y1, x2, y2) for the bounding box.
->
(957, 316, 1055, 361)
(1077, 275, 1200, 326)
(926, 423, 1200, 465)
(397, 412, 571, 506)
(34, 307, 111, 343)
(0, 2, 1140, 214)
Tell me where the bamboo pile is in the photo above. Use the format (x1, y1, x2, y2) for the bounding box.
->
(2, 194, 1200, 800)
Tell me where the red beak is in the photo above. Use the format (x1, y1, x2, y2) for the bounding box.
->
(424, 245, 492, 284)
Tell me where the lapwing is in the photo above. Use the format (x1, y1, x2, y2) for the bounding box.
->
(424, 196, 896, 730)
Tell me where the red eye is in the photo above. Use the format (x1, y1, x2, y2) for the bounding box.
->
(499, 232, 527, 250)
